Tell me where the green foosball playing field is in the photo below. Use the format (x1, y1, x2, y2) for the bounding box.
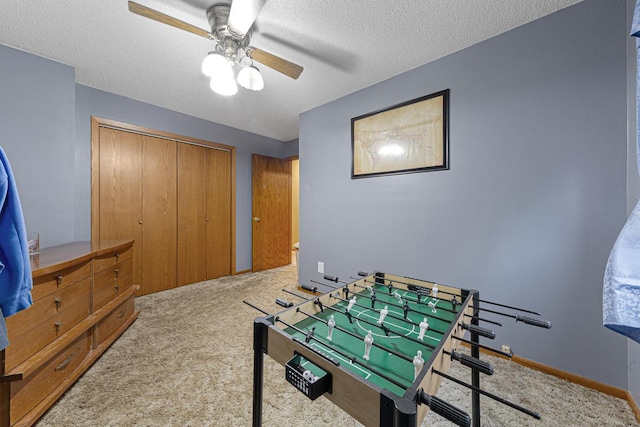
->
(283, 282, 458, 397)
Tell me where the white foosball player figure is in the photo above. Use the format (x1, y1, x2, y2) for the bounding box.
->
(363, 330, 374, 360)
(428, 300, 437, 313)
(327, 315, 335, 341)
(413, 350, 425, 380)
(393, 291, 403, 305)
(417, 317, 429, 341)
(377, 305, 389, 324)
(431, 284, 439, 298)
(347, 296, 357, 312)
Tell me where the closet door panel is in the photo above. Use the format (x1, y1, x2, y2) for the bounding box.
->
(98, 128, 143, 287)
(206, 149, 232, 279)
(177, 144, 208, 286)
(141, 136, 178, 295)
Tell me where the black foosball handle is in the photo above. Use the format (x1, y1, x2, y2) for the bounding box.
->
(516, 315, 552, 329)
(460, 322, 495, 339)
(301, 284, 317, 293)
(450, 351, 493, 375)
(323, 274, 339, 282)
(419, 390, 471, 427)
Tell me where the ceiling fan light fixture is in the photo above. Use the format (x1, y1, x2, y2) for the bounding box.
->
(237, 65, 264, 91)
(210, 75, 238, 96)
(202, 51, 233, 78)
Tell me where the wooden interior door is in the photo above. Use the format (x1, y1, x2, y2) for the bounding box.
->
(177, 143, 208, 286)
(97, 128, 143, 287)
(206, 148, 232, 279)
(141, 136, 177, 294)
(252, 154, 291, 272)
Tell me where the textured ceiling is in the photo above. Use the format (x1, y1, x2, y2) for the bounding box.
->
(0, 0, 581, 141)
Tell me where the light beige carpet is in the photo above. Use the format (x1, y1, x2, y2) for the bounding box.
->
(35, 265, 639, 426)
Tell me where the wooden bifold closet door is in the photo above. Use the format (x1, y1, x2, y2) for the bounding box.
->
(92, 118, 235, 296)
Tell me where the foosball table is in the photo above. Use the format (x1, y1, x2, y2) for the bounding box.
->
(248, 271, 551, 427)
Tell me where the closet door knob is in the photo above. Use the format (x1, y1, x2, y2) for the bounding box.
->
(253, 217, 261, 222)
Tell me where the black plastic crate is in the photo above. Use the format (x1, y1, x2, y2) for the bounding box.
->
(285, 352, 332, 400)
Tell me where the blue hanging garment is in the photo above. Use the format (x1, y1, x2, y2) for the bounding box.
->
(0, 147, 33, 324)
(602, 1, 640, 344)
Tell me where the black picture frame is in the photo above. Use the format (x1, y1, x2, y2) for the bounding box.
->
(351, 89, 449, 178)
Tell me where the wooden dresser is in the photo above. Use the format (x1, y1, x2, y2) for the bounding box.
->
(0, 240, 139, 427)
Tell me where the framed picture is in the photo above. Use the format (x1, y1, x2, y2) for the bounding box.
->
(351, 89, 449, 178)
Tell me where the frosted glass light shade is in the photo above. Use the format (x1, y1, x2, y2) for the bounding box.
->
(202, 52, 233, 78)
(237, 65, 264, 91)
(210, 75, 238, 96)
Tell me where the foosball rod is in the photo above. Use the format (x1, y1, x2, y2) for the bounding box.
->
(327, 292, 448, 336)
(296, 308, 414, 364)
(358, 271, 543, 316)
(357, 275, 549, 329)
(432, 368, 541, 420)
(282, 288, 311, 301)
(298, 286, 509, 357)
(243, 300, 270, 315)
(354, 277, 502, 327)
(318, 301, 438, 351)
(323, 281, 497, 341)
(313, 279, 453, 329)
(351, 278, 461, 315)
(318, 295, 509, 360)
(349, 277, 503, 327)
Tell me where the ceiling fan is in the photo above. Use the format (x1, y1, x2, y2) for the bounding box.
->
(128, 0, 303, 96)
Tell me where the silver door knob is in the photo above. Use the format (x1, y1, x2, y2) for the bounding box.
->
(253, 217, 261, 222)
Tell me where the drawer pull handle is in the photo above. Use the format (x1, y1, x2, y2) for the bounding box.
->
(55, 298, 62, 309)
(55, 275, 63, 285)
(114, 269, 120, 278)
(55, 352, 75, 372)
(114, 284, 119, 293)
(115, 253, 120, 261)
(55, 321, 62, 333)
(116, 309, 127, 319)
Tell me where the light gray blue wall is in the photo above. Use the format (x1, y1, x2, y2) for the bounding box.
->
(282, 139, 299, 158)
(299, 0, 630, 388)
(1, 43, 287, 273)
(0, 44, 76, 248)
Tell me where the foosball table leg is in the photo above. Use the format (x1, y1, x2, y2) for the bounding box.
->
(471, 291, 481, 427)
(252, 319, 269, 427)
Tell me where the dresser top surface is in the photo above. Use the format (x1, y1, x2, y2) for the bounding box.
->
(30, 240, 134, 277)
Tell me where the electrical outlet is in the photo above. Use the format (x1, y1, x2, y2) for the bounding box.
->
(318, 261, 324, 274)
(501, 345, 511, 354)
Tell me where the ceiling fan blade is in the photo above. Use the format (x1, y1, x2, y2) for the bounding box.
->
(228, 0, 266, 38)
(247, 47, 303, 80)
(128, 1, 213, 40)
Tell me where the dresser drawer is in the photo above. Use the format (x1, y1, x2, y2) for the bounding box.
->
(93, 247, 133, 274)
(93, 258, 133, 311)
(31, 262, 91, 302)
(7, 277, 91, 340)
(10, 331, 91, 425)
(5, 298, 90, 372)
(95, 295, 136, 346)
